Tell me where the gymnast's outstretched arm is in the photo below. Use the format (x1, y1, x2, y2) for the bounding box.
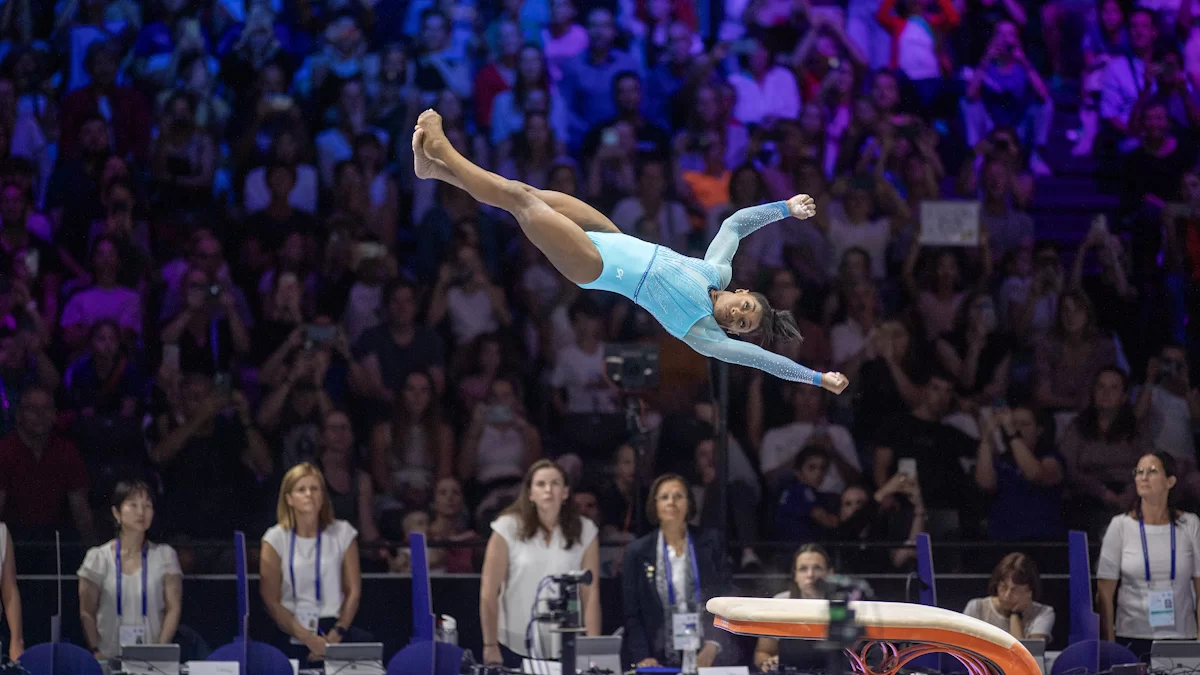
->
(683, 318, 846, 392)
(704, 196, 814, 287)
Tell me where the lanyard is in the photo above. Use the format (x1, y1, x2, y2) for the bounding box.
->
(289, 528, 322, 604)
(1139, 515, 1176, 582)
(115, 539, 148, 619)
(662, 533, 702, 608)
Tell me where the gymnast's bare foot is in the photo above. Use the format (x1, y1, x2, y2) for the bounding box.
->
(417, 109, 449, 160)
(411, 128, 447, 180)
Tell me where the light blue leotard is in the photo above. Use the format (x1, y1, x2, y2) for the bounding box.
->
(579, 201, 824, 386)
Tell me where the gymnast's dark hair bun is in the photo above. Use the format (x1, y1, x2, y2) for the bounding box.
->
(750, 291, 804, 347)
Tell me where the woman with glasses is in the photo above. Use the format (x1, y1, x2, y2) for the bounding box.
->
(622, 474, 733, 669)
(1097, 453, 1200, 659)
(964, 553, 1054, 640)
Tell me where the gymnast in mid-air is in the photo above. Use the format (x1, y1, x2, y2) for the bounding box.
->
(412, 110, 849, 394)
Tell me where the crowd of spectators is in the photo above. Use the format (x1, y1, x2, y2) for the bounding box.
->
(0, 0, 1196, 583)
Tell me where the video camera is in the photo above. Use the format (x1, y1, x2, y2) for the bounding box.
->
(604, 344, 659, 391)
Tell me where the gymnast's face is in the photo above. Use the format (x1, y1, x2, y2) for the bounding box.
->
(713, 289, 762, 335)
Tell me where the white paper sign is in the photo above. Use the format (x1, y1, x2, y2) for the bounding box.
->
(919, 201, 981, 247)
(186, 663, 239, 675)
(700, 667, 751, 675)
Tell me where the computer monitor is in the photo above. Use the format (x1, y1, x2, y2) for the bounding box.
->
(576, 636, 622, 675)
(1151, 640, 1200, 672)
(119, 643, 181, 675)
(325, 642, 386, 675)
(1020, 639, 1047, 675)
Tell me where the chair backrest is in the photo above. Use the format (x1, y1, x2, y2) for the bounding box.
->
(17, 642, 103, 675)
(386, 640, 464, 675)
(1068, 530, 1101, 646)
(208, 640, 293, 675)
(1050, 640, 1138, 675)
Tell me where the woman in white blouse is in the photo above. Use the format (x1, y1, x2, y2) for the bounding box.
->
(964, 553, 1055, 641)
(480, 459, 600, 667)
(78, 480, 183, 662)
(1098, 452, 1200, 658)
(261, 462, 366, 663)
(0, 521, 23, 662)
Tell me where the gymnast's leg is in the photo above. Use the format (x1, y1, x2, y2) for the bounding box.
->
(413, 127, 619, 235)
(415, 111, 603, 285)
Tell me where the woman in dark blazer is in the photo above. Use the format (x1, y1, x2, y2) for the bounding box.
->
(621, 473, 735, 669)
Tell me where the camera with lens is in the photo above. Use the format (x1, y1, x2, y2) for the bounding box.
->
(603, 344, 659, 391)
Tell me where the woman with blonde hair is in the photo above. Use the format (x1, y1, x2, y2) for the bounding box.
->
(260, 462, 368, 663)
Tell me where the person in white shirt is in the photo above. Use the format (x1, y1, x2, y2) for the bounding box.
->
(1098, 453, 1200, 658)
(0, 521, 23, 662)
(261, 462, 368, 663)
(480, 459, 601, 667)
(78, 480, 183, 663)
(727, 39, 801, 126)
(759, 385, 859, 492)
(964, 553, 1056, 640)
(551, 298, 619, 415)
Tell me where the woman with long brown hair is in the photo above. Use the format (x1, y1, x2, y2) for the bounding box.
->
(369, 370, 454, 522)
(479, 459, 600, 667)
(753, 544, 834, 669)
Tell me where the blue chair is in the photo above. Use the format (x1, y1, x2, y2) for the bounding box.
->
(1050, 640, 1138, 675)
(208, 639, 294, 675)
(387, 641, 465, 675)
(17, 643, 103, 675)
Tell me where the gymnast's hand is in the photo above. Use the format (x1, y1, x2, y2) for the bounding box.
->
(787, 194, 817, 220)
(820, 372, 849, 395)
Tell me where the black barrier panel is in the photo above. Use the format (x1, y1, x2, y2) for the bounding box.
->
(2, 575, 1075, 662)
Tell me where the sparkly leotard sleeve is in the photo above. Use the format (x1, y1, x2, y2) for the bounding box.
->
(683, 318, 824, 385)
(692, 200, 824, 386)
(579, 200, 825, 385)
(703, 201, 792, 288)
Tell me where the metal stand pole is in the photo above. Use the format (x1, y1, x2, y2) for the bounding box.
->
(714, 361, 730, 545)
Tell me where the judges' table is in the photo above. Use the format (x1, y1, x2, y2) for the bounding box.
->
(707, 597, 1040, 675)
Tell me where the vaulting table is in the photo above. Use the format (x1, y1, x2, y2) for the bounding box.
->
(706, 597, 1041, 675)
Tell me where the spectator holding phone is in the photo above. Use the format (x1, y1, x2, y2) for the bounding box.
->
(964, 553, 1054, 640)
(975, 404, 1065, 541)
(1136, 345, 1200, 503)
(160, 266, 250, 375)
(1097, 453, 1200, 654)
(149, 374, 272, 540)
(460, 376, 542, 523)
